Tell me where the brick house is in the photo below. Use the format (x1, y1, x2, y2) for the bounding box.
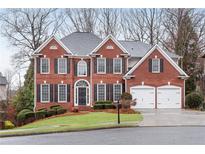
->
(33, 32, 188, 111)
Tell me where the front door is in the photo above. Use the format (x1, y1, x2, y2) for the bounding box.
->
(78, 87, 87, 105)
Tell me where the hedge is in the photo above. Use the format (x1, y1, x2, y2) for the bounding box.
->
(57, 108, 67, 114)
(95, 101, 112, 105)
(17, 109, 33, 122)
(35, 110, 47, 120)
(93, 104, 116, 110)
(46, 109, 56, 117)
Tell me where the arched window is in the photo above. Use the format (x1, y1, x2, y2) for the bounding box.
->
(77, 60, 87, 76)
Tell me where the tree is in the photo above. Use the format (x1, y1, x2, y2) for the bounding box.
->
(0, 9, 63, 112)
(61, 8, 98, 35)
(121, 8, 164, 45)
(162, 8, 205, 93)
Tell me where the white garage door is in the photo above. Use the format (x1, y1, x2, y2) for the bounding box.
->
(157, 85, 181, 108)
(130, 85, 155, 108)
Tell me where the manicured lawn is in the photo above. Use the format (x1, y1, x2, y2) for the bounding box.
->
(0, 112, 143, 137)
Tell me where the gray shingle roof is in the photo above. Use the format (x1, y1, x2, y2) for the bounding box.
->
(0, 75, 7, 85)
(61, 32, 102, 56)
(61, 32, 179, 58)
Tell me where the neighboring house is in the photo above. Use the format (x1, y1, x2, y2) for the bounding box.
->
(33, 32, 188, 111)
(0, 72, 7, 101)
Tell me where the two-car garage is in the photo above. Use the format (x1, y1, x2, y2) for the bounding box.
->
(130, 85, 182, 109)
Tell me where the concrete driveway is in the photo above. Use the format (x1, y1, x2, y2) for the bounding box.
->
(138, 109, 205, 126)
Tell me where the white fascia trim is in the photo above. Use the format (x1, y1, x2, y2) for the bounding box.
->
(124, 44, 189, 78)
(90, 34, 130, 55)
(33, 35, 73, 55)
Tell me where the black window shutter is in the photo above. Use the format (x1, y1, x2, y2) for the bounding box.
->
(54, 59, 58, 74)
(160, 59, 164, 72)
(67, 84, 70, 102)
(109, 84, 113, 101)
(74, 61, 77, 76)
(109, 59, 113, 73)
(149, 59, 152, 72)
(94, 84, 97, 101)
(67, 58, 70, 74)
(37, 84, 41, 102)
(54, 84, 58, 102)
(106, 84, 110, 100)
(94, 58, 97, 73)
(50, 84, 53, 102)
(36, 58, 40, 73)
(87, 61, 90, 76)
(122, 58, 126, 74)
(122, 83, 125, 93)
(106, 58, 109, 73)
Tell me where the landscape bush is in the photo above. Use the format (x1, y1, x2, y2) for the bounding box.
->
(93, 103, 115, 110)
(95, 101, 112, 105)
(46, 109, 56, 117)
(121, 92, 132, 100)
(57, 108, 67, 114)
(4, 120, 15, 129)
(35, 110, 47, 120)
(185, 92, 204, 109)
(16, 109, 33, 122)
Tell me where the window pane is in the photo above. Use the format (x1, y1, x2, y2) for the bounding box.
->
(114, 58, 122, 73)
(41, 58, 49, 73)
(58, 58, 67, 74)
(59, 84, 67, 102)
(152, 59, 160, 72)
(41, 84, 49, 102)
(97, 84, 105, 101)
(114, 84, 122, 101)
(78, 60, 87, 76)
(97, 58, 105, 73)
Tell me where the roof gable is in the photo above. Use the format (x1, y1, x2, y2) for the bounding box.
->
(90, 34, 129, 55)
(124, 44, 189, 78)
(34, 35, 73, 55)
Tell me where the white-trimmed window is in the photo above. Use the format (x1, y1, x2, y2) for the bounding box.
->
(97, 58, 106, 73)
(113, 84, 122, 102)
(113, 58, 122, 74)
(40, 58, 49, 74)
(58, 84, 67, 102)
(152, 59, 160, 73)
(58, 58, 67, 74)
(97, 84, 106, 101)
(78, 60, 87, 76)
(41, 84, 50, 102)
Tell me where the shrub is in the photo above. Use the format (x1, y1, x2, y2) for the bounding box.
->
(185, 92, 204, 109)
(57, 108, 67, 115)
(50, 105, 62, 109)
(46, 109, 56, 117)
(4, 120, 15, 129)
(38, 108, 47, 112)
(16, 109, 33, 122)
(35, 110, 47, 120)
(93, 104, 104, 110)
(95, 101, 112, 105)
(104, 104, 116, 109)
(121, 92, 132, 100)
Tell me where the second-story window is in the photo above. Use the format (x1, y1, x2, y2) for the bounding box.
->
(152, 59, 160, 73)
(58, 58, 67, 74)
(113, 58, 122, 74)
(41, 58, 49, 74)
(97, 58, 106, 74)
(78, 60, 87, 76)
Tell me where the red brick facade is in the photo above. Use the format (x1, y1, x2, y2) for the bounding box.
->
(34, 35, 187, 111)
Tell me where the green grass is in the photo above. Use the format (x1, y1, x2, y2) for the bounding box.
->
(0, 112, 143, 137)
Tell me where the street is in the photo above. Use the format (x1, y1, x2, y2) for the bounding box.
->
(1, 126, 205, 145)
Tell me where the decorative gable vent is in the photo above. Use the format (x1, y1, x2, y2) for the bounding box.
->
(50, 45, 58, 50)
(106, 45, 114, 49)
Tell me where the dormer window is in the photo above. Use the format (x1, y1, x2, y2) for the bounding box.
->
(106, 45, 114, 49)
(50, 45, 58, 50)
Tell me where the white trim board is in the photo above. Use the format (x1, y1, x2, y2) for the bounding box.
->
(33, 35, 73, 55)
(124, 44, 189, 78)
(90, 34, 130, 55)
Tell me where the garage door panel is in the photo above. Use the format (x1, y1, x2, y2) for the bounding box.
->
(131, 86, 155, 109)
(157, 86, 181, 108)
